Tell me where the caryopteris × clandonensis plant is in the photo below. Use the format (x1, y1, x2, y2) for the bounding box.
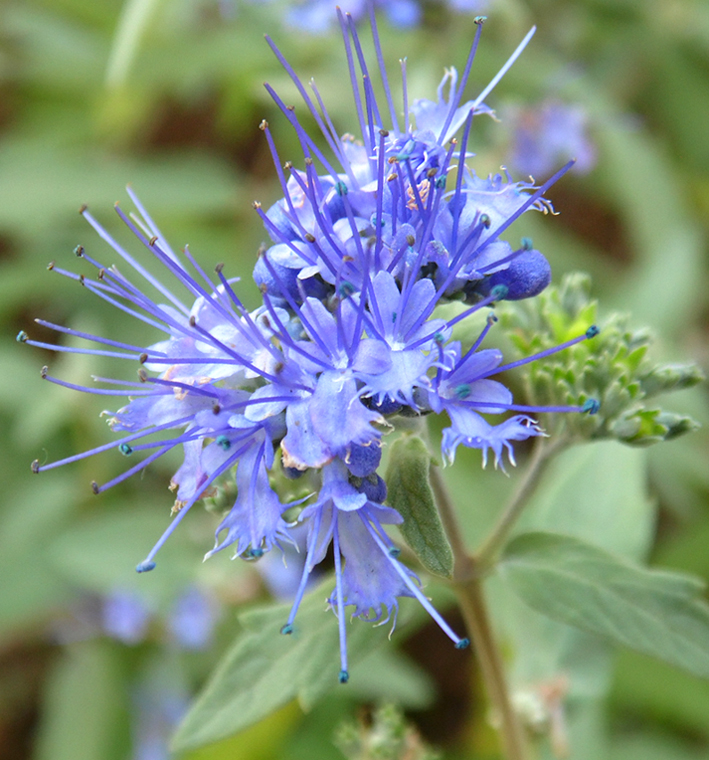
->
(19, 10, 704, 760)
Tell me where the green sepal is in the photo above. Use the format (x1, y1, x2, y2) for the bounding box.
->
(385, 435, 454, 579)
(610, 408, 701, 446)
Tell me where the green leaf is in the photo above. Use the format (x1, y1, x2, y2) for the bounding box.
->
(172, 582, 423, 752)
(33, 641, 129, 760)
(501, 531, 709, 678)
(385, 435, 453, 579)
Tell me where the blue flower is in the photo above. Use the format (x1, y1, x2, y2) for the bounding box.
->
(23, 11, 600, 681)
(284, 0, 489, 32)
(507, 99, 597, 179)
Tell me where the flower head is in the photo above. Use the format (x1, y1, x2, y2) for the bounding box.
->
(22, 10, 599, 681)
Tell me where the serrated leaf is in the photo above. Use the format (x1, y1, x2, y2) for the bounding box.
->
(501, 531, 709, 678)
(172, 581, 421, 752)
(385, 435, 453, 579)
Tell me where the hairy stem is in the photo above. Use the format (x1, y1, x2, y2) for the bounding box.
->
(457, 574, 529, 760)
(430, 465, 529, 760)
(475, 435, 567, 572)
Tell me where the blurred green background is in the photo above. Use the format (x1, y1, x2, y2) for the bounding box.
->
(1, 0, 708, 758)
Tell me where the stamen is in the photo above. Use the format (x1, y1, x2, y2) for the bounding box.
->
(332, 518, 349, 683)
(362, 517, 469, 648)
(484, 325, 599, 377)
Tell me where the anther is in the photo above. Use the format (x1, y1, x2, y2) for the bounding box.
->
(259, 119, 268, 130)
(47, 261, 55, 270)
(90, 481, 100, 495)
(78, 274, 85, 286)
(427, 167, 438, 178)
(216, 435, 231, 451)
(280, 624, 294, 635)
(16, 330, 28, 343)
(433, 331, 446, 345)
(582, 399, 600, 415)
(338, 670, 350, 684)
(521, 237, 533, 251)
(455, 637, 471, 649)
(212, 403, 221, 415)
(338, 281, 355, 298)
(40, 366, 48, 379)
(79, 204, 88, 214)
(335, 180, 348, 196)
(379, 129, 389, 137)
(119, 443, 133, 456)
(455, 383, 471, 399)
(31, 460, 40, 474)
(137, 369, 148, 382)
(474, 15, 487, 24)
(215, 262, 224, 273)
(136, 560, 156, 573)
(284, 161, 293, 170)
(480, 214, 491, 228)
(74, 245, 84, 257)
(491, 284, 508, 301)
(149, 236, 158, 246)
(252, 201, 262, 210)
(304, 158, 313, 166)
(388, 547, 401, 558)
(435, 176, 447, 189)
(387, 173, 398, 182)
(406, 234, 415, 246)
(585, 325, 600, 339)
(98, 269, 105, 280)
(305, 233, 316, 243)
(487, 312, 498, 326)
(139, 353, 148, 364)
(189, 316, 197, 327)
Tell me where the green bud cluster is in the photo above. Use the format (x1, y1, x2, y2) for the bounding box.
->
(497, 273, 703, 446)
(334, 703, 440, 760)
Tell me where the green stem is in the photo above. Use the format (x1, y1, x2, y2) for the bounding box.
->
(430, 465, 529, 760)
(475, 435, 566, 572)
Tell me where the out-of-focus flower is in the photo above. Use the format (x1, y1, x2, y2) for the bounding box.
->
(507, 99, 596, 179)
(285, 0, 490, 32)
(102, 590, 151, 644)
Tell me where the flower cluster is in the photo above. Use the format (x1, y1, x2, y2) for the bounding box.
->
(21, 12, 598, 682)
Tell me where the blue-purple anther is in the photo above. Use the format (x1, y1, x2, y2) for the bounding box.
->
(22, 11, 599, 682)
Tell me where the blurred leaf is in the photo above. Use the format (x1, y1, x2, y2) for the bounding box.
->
(105, 0, 163, 88)
(172, 581, 424, 751)
(0, 473, 79, 638)
(597, 121, 704, 335)
(346, 647, 435, 709)
(48, 503, 209, 600)
(608, 731, 709, 760)
(501, 531, 709, 678)
(386, 435, 453, 579)
(33, 640, 129, 760)
(518, 440, 654, 561)
(0, 139, 238, 244)
(611, 650, 709, 741)
(183, 701, 302, 760)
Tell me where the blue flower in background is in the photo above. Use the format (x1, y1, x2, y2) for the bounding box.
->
(507, 99, 597, 179)
(22, 9, 600, 681)
(285, 0, 490, 32)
